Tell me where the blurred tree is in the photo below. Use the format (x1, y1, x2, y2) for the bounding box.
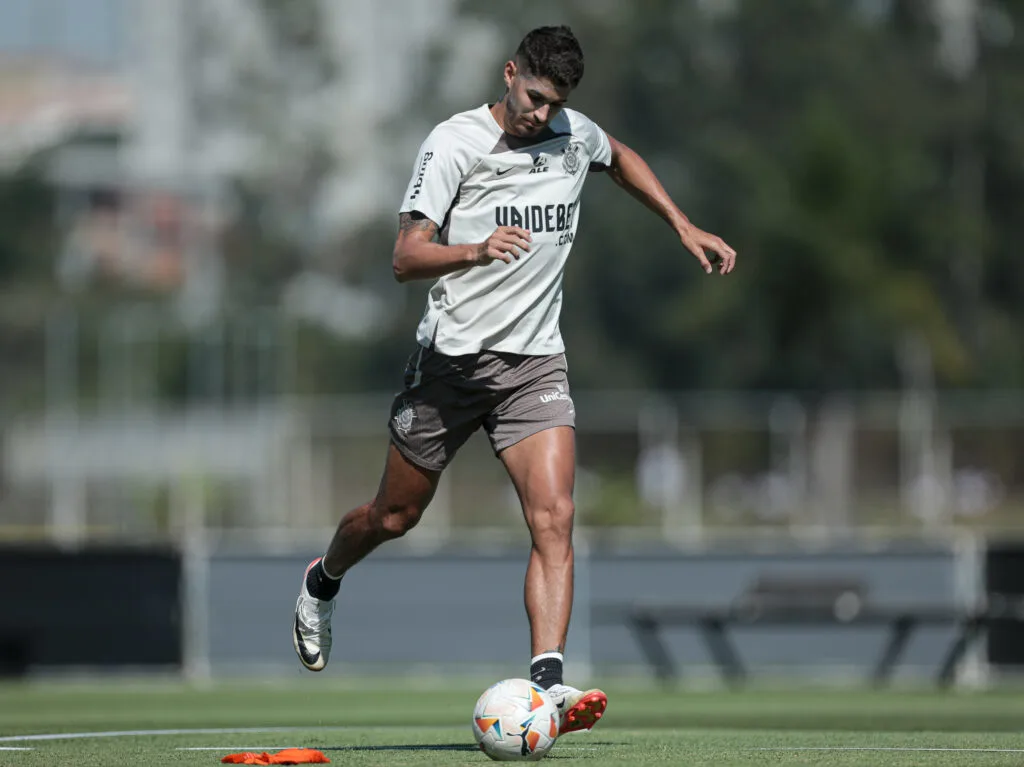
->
(190, 0, 341, 270)
(975, 0, 1024, 385)
(0, 165, 59, 412)
(0, 168, 55, 284)
(3, 0, 1023, 403)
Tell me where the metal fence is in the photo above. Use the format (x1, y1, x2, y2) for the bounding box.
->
(2, 306, 1023, 546)
(3, 390, 1024, 547)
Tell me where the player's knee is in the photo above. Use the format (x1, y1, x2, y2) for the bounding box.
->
(377, 502, 424, 539)
(528, 496, 575, 552)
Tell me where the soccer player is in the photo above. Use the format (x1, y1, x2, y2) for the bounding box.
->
(293, 25, 736, 733)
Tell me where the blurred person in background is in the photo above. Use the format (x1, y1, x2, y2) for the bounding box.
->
(293, 24, 735, 733)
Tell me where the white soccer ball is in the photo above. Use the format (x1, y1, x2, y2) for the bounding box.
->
(471, 678, 560, 761)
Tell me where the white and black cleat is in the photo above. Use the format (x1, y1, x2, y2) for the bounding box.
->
(292, 558, 336, 671)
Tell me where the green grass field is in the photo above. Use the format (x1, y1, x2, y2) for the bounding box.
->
(1, 679, 1022, 766)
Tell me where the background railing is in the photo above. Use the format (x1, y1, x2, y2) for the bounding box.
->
(4, 376, 1023, 547)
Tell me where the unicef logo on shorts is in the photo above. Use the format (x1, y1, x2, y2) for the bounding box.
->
(561, 142, 583, 175)
(393, 400, 417, 433)
(539, 384, 572, 405)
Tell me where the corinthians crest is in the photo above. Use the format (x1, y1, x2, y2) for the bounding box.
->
(561, 142, 583, 175)
(393, 399, 416, 433)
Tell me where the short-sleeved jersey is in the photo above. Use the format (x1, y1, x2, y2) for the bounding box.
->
(399, 104, 612, 355)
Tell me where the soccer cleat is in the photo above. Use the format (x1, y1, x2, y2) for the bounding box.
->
(292, 557, 336, 671)
(545, 683, 608, 735)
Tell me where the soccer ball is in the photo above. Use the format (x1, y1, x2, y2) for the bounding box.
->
(471, 678, 560, 761)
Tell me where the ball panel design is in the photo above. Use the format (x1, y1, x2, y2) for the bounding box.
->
(471, 678, 559, 762)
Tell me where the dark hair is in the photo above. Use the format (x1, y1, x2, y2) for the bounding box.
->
(515, 26, 584, 89)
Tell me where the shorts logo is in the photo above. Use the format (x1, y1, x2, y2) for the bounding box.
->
(539, 384, 573, 407)
(393, 399, 417, 433)
(561, 142, 583, 175)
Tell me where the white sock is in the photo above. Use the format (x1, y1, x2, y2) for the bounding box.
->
(531, 651, 564, 666)
(321, 558, 343, 580)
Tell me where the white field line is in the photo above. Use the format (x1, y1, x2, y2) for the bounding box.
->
(3, 729, 1018, 755)
(0, 728, 600, 754)
(0, 727, 334, 742)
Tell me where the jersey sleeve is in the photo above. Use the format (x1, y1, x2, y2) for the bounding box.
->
(399, 126, 464, 227)
(574, 112, 613, 169)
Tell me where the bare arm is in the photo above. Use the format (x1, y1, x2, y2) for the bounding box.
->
(604, 134, 736, 275)
(392, 211, 532, 283)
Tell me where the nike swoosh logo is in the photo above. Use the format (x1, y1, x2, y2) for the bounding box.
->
(294, 616, 321, 668)
(496, 167, 514, 176)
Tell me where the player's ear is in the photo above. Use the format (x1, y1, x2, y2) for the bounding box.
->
(503, 60, 517, 90)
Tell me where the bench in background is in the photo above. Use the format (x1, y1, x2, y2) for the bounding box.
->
(592, 575, 1024, 687)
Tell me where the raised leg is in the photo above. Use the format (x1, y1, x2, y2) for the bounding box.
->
(322, 443, 440, 577)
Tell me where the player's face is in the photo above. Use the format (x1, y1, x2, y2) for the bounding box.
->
(501, 61, 571, 137)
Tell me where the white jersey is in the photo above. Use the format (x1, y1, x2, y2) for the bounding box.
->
(399, 104, 612, 355)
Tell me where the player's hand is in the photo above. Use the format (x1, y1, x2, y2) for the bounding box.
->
(679, 224, 736, 275)
(474, 226, 532, 265)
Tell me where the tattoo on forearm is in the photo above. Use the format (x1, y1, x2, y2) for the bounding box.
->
(398, 211, 438, 236)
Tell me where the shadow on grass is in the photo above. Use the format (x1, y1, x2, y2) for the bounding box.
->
(320, 744, 478, 752)
(317, 741, 624, 754)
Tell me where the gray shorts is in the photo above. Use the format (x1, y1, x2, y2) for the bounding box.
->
(388, 345, 575, 472)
